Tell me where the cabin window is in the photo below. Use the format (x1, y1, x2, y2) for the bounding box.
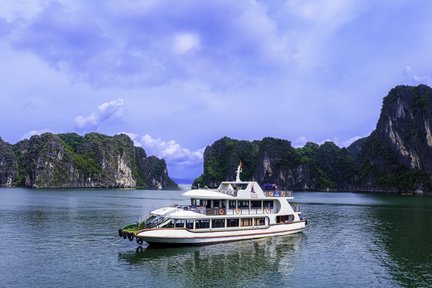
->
(195, 219, 210, 229)
(254, 218, 265, 226)
(191, 199, 197, 206)
(227, 218, 239, 227)
(276, 215, 294, 223)
(212, 219, 225, 228)
(251, 201, 261, 208)
(229, 200, 236, 209)
(175, 220, 185, 228)
(198, 199, 206, 207)
(263, 200, 273, 208)
(213, 200, 220, 208)
(238, 200, 249, 208)
(164, 220, 174, 228)
(241, 218, 252, 227)
(185, 220, 193, 229)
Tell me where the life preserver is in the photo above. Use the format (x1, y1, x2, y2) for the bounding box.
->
(219, 208, 225, 215)
(268, 191, 273, 197)
(281, 191, 286, 197)
(235, 209, 240, 214)
(265, 208, 270, 214)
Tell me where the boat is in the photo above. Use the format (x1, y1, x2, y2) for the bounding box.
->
(118, 163, 307, 245)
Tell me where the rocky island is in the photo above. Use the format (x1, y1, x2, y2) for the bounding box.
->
(0, 133, 177, 189)
(194, 84, 432, 194)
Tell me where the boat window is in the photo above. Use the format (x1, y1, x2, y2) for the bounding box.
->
(195, 219, 210, 229)
(241, 218, 252, 227)
(232, 184, 248, 190)
(229, 200, 236, 209)
(220, 201, 226, 208)
(198, 199, 206, 207)
(213, 200, 220, 208)
(212, 219, 225, 228)
(191, 199, 197, 207)
(263, 200, 273, 208)
(251, 201, 261, 208)
(238, 200, 249, 208)
(227, 218, 239, 227)
(175, 219, 185, 228)
(254, 218, 265, 226)
(276, 215, 294, 223)
(185, 220, 193, 229)
(164, 220, 174, 228)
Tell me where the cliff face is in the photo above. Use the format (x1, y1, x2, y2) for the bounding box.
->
(0, 132, 177, 189)
(350, 85, 432, 192)
(193, 137, 355, 191)
(195, 85, 432, 194)
(0, 138, 17, 187)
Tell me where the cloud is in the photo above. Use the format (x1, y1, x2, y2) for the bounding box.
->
(139, 134, 204, 168)
(9, 1, 293, 87)
(342, 136, 363, 147)
(173, 33, 201, 54)
(292, 136, 308, 148)
(21, 128, 52, 140)
(74, 98, 125, 131)
(405, 65, 432, 86)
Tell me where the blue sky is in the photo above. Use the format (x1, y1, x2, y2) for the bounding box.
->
(1, 0, 432, 179)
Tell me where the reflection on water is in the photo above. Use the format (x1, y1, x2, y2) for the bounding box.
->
(119, 235, 304, 287)
(369, 197, 432, 287)
(1, 188, 432, 287)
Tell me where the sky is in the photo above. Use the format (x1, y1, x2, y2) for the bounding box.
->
(1, 0, 432, 179)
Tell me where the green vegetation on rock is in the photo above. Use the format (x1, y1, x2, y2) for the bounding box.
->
(0, 132, 177, 190)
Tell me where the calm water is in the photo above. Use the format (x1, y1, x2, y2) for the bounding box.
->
(0, 187, 431, 288)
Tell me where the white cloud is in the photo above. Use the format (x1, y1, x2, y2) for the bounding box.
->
(292, 136, 307, 148)
(405, 65, 432, 85)
(139, 134, 204, 168)
(173, 33, 201, 54)
(21, 128, 52, 140)
(342, 136, 363, 147)
(74, 98, 125, 131)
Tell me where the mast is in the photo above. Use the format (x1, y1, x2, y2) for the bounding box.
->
(235, 161, 242, 182)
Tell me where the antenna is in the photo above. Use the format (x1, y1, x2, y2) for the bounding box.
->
(235, 161, 242, 182)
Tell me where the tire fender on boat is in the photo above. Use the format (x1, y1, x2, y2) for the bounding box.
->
(136, 238, 144, 245)
(122, 232, 128, 239)
(118, 229, 123, 237)
(128, 233, 134, 241)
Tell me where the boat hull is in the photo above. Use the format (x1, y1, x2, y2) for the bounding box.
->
(136, 221, 305, 245)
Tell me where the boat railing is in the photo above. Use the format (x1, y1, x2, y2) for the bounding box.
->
(263, 190, 293, 197)
(138, 209, 178, 229)
(176, 205, 279, 216)
(228, 207, 276, 215)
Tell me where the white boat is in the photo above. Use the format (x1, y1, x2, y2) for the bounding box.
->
(119, 163, 307, 245)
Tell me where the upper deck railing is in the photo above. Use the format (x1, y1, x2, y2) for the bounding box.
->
(263, 190, 293, 197)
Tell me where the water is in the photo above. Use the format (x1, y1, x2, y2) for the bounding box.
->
(0, 188, 431, 287)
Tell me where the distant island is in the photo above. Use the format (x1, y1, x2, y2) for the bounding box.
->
(193, 84, 432, 195)
(2, 85, 432, 194)
(0, 132, 177, 189)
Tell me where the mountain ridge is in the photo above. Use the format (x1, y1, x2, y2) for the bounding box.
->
(0, 132, 177, 189)
(193, 84, 432, 194)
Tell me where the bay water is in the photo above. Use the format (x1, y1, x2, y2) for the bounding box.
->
(0, 187, 431, 287)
